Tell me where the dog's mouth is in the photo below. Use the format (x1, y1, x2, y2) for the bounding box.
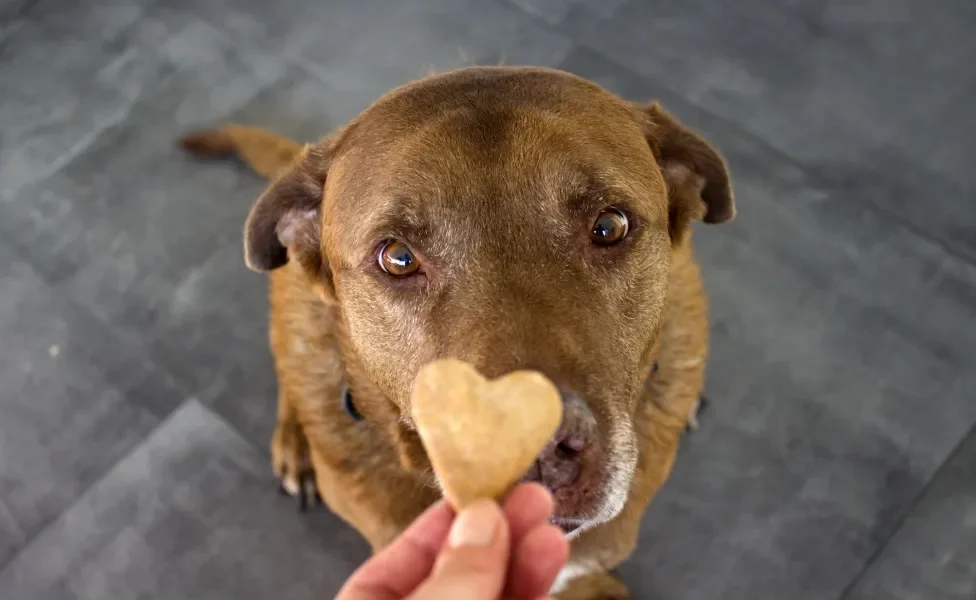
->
(516, 448, 610, 533)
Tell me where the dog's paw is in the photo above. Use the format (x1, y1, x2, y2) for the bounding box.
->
(271, 420, 321, 511)
(685, 395, 710, 432)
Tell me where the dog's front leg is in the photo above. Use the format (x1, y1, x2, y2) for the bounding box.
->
(271, 389, 319, 509)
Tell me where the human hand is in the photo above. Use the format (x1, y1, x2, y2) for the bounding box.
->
(335, 483, 569, 600)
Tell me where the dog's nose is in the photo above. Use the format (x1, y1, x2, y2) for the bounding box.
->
(523, 390, 598, 492)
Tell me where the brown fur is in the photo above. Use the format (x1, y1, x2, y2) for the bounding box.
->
(179, 66, 734, 599)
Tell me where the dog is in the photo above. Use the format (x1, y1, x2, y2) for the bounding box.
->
(180, 66, 734, 599)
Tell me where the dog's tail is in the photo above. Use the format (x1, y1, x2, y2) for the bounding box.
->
(178, 125, 302, 180)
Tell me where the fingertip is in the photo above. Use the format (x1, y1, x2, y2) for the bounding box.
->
(507, 482, 554, 512)
(504, 483, 555, 544)
(533, 523, 570, 563)
(336, 500, 457, 600)
(446, 499, 507, 549)
(506, 523, 570, 598)
(402, 499, 456, 552)
(417, 500, 510, 600)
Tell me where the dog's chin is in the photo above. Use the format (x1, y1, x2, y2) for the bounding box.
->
(548, 492, 624, 541)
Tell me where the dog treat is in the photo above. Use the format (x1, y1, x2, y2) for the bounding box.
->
(411, 359, 563, 510)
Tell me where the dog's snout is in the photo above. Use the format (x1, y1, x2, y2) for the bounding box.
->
(555, 390, 597, 455)
(523, 390, 598, 492)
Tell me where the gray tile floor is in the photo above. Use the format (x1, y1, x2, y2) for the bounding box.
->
(1, 0, 973, 598)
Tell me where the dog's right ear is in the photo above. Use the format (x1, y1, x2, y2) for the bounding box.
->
(641, 103, 735, 243)
(244, 143, 331, 279)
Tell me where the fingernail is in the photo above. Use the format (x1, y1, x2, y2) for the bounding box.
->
(448, 500, 499, 548)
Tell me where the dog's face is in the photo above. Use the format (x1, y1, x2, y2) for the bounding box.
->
(244, 67, 734, 535)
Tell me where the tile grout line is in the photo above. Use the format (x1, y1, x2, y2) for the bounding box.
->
(835, 421, 976, 600)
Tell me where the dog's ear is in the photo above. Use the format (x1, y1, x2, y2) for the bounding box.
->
(642, 103, 735, 242)
(243, 143, 331, 280)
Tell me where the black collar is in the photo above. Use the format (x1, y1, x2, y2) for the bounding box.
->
(342, 385, 364, 421)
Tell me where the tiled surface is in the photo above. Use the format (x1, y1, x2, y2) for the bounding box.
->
(561, 0, 976, 261)
(160, 0, 575, 103)
(0, 401, 370, 600)
(845, 426, 976, 600)
(0, 0, 972, 598)
(0, 243, 176, 569)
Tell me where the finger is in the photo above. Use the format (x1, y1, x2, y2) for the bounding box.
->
(409, 499, 510, 600)
(338, 501, 455, 600)
(502, 483, 554, 545)
(504, 523, 569, 599)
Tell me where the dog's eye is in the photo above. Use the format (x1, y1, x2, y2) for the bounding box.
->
(589, 208, 629, 246)
(378, 241, 420, 276)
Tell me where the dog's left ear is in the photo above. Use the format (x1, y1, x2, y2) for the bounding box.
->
(243, 142, 332, 284)
(642, 103, 735, 242)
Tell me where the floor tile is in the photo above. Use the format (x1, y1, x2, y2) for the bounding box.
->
(0, 244, 179, 568)
(160, 0, 573, 101)
(0, 10, 306, 446)
(0, 0, 34, 27)
(559, 48, 976, 599)
(0, 400, 370, 600)
(505, 0, 627, 26)
(844, 427, 976, 600)
(0, 0, 170, 195)
(3, 61, 385, 446)
(564, 0, 976, 260)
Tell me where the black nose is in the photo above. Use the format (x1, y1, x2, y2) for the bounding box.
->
(522, 390, 598, 491)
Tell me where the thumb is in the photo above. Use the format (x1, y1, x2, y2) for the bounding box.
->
(408, 499, 510, 600)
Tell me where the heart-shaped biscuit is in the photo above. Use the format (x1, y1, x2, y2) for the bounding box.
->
(411, 359, 563, 510)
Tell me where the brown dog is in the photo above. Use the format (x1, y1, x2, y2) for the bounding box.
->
(180, 66, 734, 599)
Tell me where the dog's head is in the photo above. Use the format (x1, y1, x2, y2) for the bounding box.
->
(244, 67, 734, 535)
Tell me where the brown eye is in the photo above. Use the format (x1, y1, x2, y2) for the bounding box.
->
(378, 241, 420, 276)
(589, 208, 629, 246)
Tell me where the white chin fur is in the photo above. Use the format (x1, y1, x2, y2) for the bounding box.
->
(589, 419, 639, 526)
(557, 420, 638, 543)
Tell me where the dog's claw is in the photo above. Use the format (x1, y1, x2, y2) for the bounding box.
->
(275, 463, 320, 513)
(291, 470, 320, 513)
(685, 396, 709, 433)
(299, 470, 309, 512)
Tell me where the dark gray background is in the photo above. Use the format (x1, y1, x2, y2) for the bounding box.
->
(1, 0, 974, 598)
